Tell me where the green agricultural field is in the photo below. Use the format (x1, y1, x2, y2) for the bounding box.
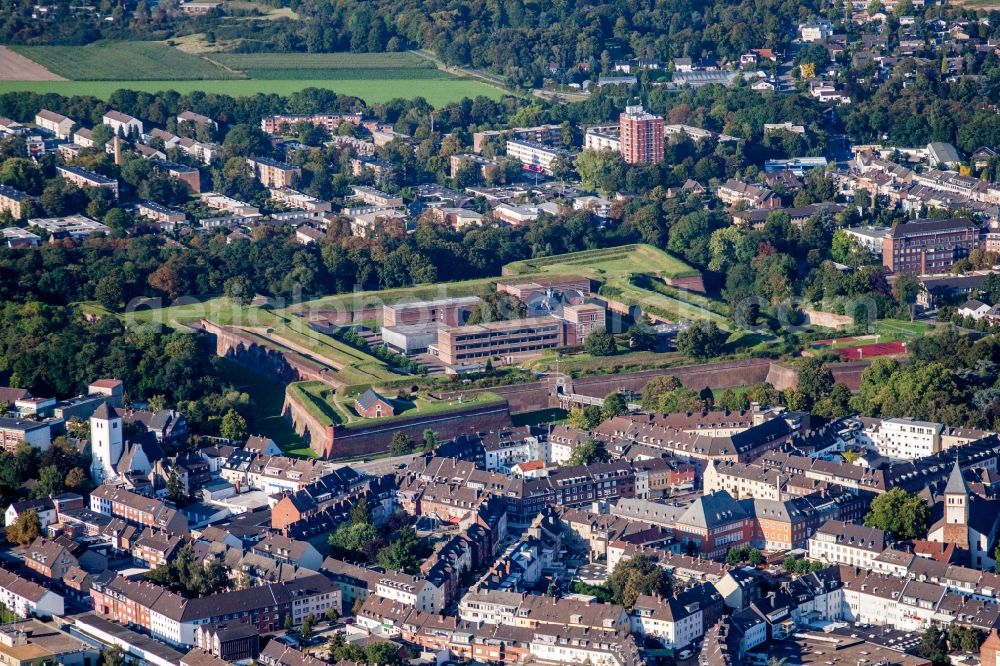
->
(10, 41, 238, 80)
(2, 45, 507, 105)
(212, 52, 451, 80)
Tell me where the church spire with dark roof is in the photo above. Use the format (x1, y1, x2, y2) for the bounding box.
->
(945, 459, 969, 497)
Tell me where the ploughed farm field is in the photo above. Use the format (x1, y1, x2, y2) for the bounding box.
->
(0, 43, 506, 105)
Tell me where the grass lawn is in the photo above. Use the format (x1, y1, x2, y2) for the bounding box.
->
(0, 78, 504, 106)
(525, 348, 684, 374)
(610, 279, 730, 329)
(284, 278, 499, 316)
(212, 52, 451, 80)
(117, 296, 403, 384)
(504, 244, 699, 281)
(874, 319, 936, 339)
(288, 381, 346, 426)
(504, 244, 726, 326)
(217, 358, 316, 457)
(512, 408, 569, 426)
(10, 41, 238, 80)
(287, 382, 505, 428)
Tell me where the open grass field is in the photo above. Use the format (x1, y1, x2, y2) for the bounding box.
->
(1, 44, 507, 105)
(10, 41, 238, 80)
(504, 244, 700, 282)
(505, 244, 726, 328)
(512, 408, 569, 427)
(212, 52, 451, 80)
(874, 319, 937, 339)
(285, 278, 498, 317)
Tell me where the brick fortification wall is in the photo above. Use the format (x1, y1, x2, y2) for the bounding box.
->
(438, 358, 874, 415)
(767, 359, 871, 391)
(801, 308, 854, 331)
(438, 382, 553, 414)
(282, 390, 333, 454)
(665, 275, 707, 294)
(321, 401, 513, 459)
(569, 358, 773, 399)
(199, 320, 340, 387)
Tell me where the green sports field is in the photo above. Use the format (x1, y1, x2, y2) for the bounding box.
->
(1, 43, 506, 106)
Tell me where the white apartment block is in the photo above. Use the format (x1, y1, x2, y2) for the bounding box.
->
(0, 569, 64, 618)
(506, 139, 574, 175)
(483, 433, 549, 472)
(103, 110, 144, 137)
(629, 596, 702, 649)
(855, 417, 943, 460)
(270, 188, 332, 212)
(375, 576, 443, 614)
(350, 186, 403, 208)
(807, 521, 886, 569)
(584, 126, 621, 152)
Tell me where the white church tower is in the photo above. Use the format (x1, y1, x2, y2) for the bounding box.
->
(90, 402, 123, 483)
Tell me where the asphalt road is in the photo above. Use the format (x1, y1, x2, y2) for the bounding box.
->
(336, 452, 423, 477)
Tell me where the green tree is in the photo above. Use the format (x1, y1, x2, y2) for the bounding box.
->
(605, 555, 672, 608)
(915, 625, 950, 666)
(145, 543, 232, 597)
(893, 274, 922, 320)
(220, 409, 248, 442)
(641, 375, 708, 413)
(421, 429, 439, 452)
(0, 158, 44, 194)
(567, 405, 603, 430)
(390, 432, 413, 456)
(602, 392, 628, 419)
(567, 438, 611, 466)
(95, 274, 124, 311)
(864, 487, 930, 539)
(676, 323, 726, 360)
(100, 646, 126, 666)
(166, 469, 186, 504)
(365, 642, 401, 666)
(377, 526, 426, 574)
(31, 465, 64, 498)
(796, 357, 834, 409)
(627, 325, 656, 351)
(717, 388, 750, 412)
(224, 276, 254, 307)
(574, 148, 625, 196)
(301, 614, 314, 639)
(584, 329, 617, 356)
